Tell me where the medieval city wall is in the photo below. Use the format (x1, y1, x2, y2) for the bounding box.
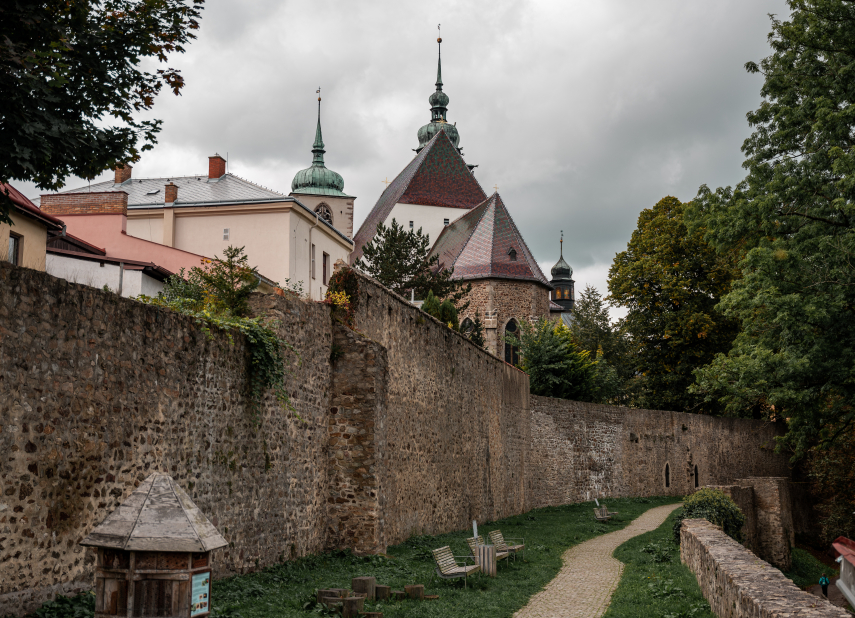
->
(528, 396, 790, 507)
(0, 262, 792, 615)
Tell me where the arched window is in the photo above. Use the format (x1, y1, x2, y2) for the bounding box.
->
(315, 203, 333, 224)
(556, 288, 563, 300)
(694, 465, 699, 488)
(665, 463, 670, 488)
(504, 319, 520, 366)
(461, 318, 474, 335)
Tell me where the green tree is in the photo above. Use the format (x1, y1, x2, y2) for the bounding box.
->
(421, 291, 459, 330)
(688, 0, 855, 457)
(609, 196, 739, 412)
(0, 0, 204, 225)
(463, 311, 486, 347)
(354, 218, 470, 309)
(514, 318, 596, 401)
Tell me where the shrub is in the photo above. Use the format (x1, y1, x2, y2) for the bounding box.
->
(673, 488, 745, 544)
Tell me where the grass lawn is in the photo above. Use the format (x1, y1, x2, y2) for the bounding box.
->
(207, 496, 680, 618)
(784, 547, 838, 590)
(602, 509, 714, 618)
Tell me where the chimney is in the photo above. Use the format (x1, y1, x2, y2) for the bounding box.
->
(208, 154, 226, 179)
(165, 182, 178, 204)
(115, 164, 132, 184)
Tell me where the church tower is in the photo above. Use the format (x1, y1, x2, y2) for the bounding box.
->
(549, 232, 575, 321)
(290, 92, 356, 238)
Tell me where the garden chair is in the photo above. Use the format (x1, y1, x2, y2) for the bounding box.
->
(603, 505, 619, 517)
(488, 530, 525, 561)
(466, 535, 510, 567)
(431, 546, 480, 588)
(594, 506, 611, 522)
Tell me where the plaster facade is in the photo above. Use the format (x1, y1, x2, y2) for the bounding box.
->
(45, 254, 164, 298)
(382, 202, 468, 248)
(1, 213, 49, 272)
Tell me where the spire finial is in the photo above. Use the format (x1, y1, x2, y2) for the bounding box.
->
(560, 231, 564, 258)
(436, 24, 443, 88)
(312, 88, 325, 165)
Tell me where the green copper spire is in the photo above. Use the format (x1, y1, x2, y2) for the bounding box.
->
(417, 26, 461, 153)
(292, 90, 350, 197)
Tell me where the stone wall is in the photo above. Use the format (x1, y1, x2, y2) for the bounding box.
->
(0, 263, 335, 615)
(680, 518, 849, 617)
(528, 396, 790, 506)
(706, 484, 759, 554)
(346, 271, 531, 547)
(736, 477, 794, 571)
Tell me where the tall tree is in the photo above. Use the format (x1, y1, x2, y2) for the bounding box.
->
(609, 196, 739, 412)
(0, 0, 204, 224)
(354, 218, 470, 308)
(688, 0, 855, 457)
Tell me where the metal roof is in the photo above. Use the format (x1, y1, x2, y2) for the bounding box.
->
(81, 473, 227, 553)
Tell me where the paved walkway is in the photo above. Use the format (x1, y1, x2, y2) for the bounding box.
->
(514, 502, 683, 618)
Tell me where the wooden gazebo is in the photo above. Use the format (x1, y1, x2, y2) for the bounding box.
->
(81, 473, 228, 618)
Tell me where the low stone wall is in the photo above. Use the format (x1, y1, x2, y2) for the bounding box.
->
(736, 477, 794, 571)
(680, 519, 848, 617)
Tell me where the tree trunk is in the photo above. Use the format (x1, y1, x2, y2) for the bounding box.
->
(405, 584, 424, 600)
(375, 585, 391, 600)
(342, 596, 365, 618)
(352, 576, 376, 600)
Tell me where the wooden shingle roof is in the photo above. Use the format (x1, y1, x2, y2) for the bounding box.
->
(81, 473, 227, 553)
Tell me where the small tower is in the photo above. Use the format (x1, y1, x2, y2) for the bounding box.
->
(550, 231, 575, 312)
(415, 26, 463, 156)
(290, 90, 356, 237)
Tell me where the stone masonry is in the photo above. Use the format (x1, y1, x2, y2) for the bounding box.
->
(680, 519, 849, 617)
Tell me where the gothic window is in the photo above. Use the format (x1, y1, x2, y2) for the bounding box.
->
(508, 247, 517, 261)
(461, 318, 474, 335)
(315, 203, 333, 224)
(694, 464, 699, 488)
(504, 319, 520, 366)
(665, 463, 670, 488)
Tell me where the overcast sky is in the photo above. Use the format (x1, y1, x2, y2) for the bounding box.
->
(19, 0, 789, 319)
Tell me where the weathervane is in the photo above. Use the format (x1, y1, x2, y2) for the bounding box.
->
(437, 23, 441, 43)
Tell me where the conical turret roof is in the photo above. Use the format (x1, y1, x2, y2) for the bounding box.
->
(551, 233, 573, 280)
(429, 192, 551, 287)
(291, 97, 351, 197)
(80, 473, 228, 553)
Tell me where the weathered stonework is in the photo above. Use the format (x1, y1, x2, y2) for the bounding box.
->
(706, 484, 759, 554)
(735, 477, 795, 571)
(680, 519, 848, 617)
(528, 396, 790, 505)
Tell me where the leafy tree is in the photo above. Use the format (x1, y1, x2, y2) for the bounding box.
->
(514, 318, 596, 400)
(463, 311, 486, 347)
(354, 218, 471, 310)
(571, 285, 614, 358)
(807, 425, 855, 543)
(673, 488, 746, 544)
(195, 246, 260, 317)
(609, 196, 739, 412)
(421, 291, 459, 330)
(0, 0, 205, 225)
(687, 0, 855, 457)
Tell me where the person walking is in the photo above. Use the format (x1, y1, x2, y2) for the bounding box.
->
(819, 573, 830, 597)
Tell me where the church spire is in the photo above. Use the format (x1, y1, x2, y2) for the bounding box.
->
(436, 25, 443, 89)
(429, 24, 449, 123)
(312, 89, 325, 165)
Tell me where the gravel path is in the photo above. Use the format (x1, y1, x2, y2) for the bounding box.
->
(514, 502, 683, 618)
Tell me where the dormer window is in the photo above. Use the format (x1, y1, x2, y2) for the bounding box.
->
(508, 247, 517, 261)
(145, 189, 160, 195)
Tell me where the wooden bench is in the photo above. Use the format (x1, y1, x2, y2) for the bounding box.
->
(594, 506, 612, 522)
(466, 535, 510, 567)
(431, 546, 480, 588)
(488, 530, 525, 561)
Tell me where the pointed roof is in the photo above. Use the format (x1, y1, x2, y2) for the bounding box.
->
(81, 473, 228, 552)
(551, 232, 573, 281)
(291, 96, 351, 198)
(429, 192, 551, 287)
(351, 129, 486, 262)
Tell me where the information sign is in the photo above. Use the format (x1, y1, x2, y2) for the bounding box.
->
(191, 572, 211, 616)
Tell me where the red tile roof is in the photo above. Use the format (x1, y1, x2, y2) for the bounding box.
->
(429, 192, 551, 287)
(833, 536, 855, 567)
(1, 183, 63, 229)
(351, 128, 486, 262)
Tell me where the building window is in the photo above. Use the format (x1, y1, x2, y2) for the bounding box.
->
(315, 203, 333, 224)
(665, 463, 670, 488)
(409, 221, 414, 230)
(7, 232, 21, 265)
(694, 465, 699, 488)
(555, 288, 562, 300)
(504, 319, 520, 366)
(223, 228, 230, 241)
(322, 252, 330, 285)
(311, 244, 316, 280)
(443, 218, 449, 226)
(508, 247, 517, 261)
(461, 317, 474, 334)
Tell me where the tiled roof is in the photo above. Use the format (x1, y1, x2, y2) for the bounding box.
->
(2, 183, 63, 229)
(429, 192, 551, 287)
(833, 536, 855, 567)
(351, 128, 486, 262)
(33, 173, 287, 208)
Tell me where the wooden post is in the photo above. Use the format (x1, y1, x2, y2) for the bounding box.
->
(375, 585, 391, 600)
(342, 596, 365, 618)
(405, 584, 424, 600)
(352, 576, 376, 600)
(392, 590, 407, 600)
(125, 551, 135, 618)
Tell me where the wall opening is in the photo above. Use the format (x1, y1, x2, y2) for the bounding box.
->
(665, 463, 670, 488)
(694, 464, 699, 488)
(504, 319, 520, 366)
